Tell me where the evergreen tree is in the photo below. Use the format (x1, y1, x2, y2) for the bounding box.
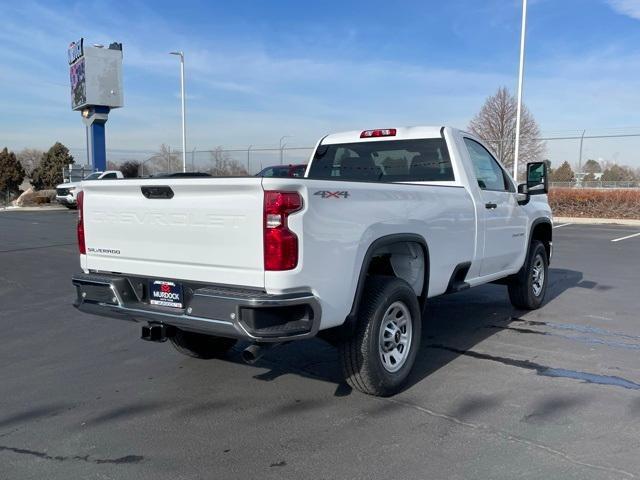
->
(551, 161, 575, 182)
(0, 147, 26, 195)
(31, 142, 74, 190)
(583, 159, 602, 174)
(601, 164, 635, 182)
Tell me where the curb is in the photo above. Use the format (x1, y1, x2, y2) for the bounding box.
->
(0, 206, 69, 213)
(554, 217, 640, 226)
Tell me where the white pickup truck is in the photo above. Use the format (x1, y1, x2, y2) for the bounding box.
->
(56, 170, 124, 208)
(72, 126, 552, 396)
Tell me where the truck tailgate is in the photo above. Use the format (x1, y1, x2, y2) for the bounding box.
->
(81, 178, 265, 288)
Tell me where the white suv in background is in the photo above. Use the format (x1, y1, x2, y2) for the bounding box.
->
(56, 170, 123, 208)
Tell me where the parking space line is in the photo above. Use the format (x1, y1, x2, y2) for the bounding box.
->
(553, 223, 571, 229)
(611, 232, 640, 243)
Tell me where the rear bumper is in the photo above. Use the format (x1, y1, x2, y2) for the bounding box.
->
(72, 273, 321, 342)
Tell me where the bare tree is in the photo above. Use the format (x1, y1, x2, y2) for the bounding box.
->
(16, 148, 44, 176)
(468, 87, 545, 178)
(144, 144, 181, 175)
(208, 147, 249, 176)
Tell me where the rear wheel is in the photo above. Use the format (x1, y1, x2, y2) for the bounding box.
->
(339, 276, 421, 397)
(169, 329, 236, 359)
(508, 240, 548, 310)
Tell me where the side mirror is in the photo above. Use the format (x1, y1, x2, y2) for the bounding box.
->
(517, 162, 548, 205)
(526, 161, 549, 195)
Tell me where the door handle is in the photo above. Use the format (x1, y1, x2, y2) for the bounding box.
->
(485, 202, 498, 210)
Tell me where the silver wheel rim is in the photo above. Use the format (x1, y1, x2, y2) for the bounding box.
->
(532, 254, 545, 297)
(378, 301, 413, 373)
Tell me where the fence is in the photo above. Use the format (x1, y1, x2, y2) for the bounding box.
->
(67, 146, 315, 177)
(62, 128, 640, 181)
(550, 181, 640, 189)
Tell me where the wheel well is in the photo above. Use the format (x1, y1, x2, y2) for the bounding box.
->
(365, 242, 426, 297)
(531, 221, 552, 260)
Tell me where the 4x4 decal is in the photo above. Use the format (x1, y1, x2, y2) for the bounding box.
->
(314, 190, 350, 199)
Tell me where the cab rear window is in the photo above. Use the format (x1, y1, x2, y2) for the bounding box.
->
(307, 138, 454, 182)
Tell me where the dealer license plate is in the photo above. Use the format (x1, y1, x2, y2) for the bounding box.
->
(149, 280, 183, 308)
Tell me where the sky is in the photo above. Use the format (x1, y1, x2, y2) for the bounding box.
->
(2, 0, 640, 167)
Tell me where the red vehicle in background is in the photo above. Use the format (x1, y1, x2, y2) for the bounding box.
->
(256, 164, 307, 178)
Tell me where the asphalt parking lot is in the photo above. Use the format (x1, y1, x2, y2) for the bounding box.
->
(1, 210, 639, 480)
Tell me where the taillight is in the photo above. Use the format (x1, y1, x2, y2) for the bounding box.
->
(264, 191, 302, 271)
(77, 191, 86, 254)
(360, 128, 396, 138)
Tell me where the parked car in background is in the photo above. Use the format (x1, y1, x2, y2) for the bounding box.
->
(55, 170, 123, 208)
(256, 164, 307, 178)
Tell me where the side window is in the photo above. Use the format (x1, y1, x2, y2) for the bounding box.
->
(102, 173, 118, 179)
(463, 138, 510, 192)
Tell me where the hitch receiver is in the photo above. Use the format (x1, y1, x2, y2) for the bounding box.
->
(141, 324, 174, 342)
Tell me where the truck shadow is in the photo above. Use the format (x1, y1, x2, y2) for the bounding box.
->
(405, 267, 583, 392)
(228, 268, 584, 397)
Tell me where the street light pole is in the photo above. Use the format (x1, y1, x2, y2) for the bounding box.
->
(279, 135, 291, 165)
(578, 129, 586, 172)
(513, 0, 528, 181)
(170, 51, 187, 172)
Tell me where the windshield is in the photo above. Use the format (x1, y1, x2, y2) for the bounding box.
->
(83, 172, 102, 180)
(307, 138, 454, 182)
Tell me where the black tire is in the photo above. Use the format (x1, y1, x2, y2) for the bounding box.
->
(65, 204, 77, 210)
(508, 240, 548, 310)
(169, 329, 236, 359)
(339, 276, 421, 397)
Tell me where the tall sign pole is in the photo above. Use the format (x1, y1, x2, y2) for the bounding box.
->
(180, 55, 186, 172)
(170, 51, 187, 172)
(69, 39, 123, 171)
(513, 0, 528, 181)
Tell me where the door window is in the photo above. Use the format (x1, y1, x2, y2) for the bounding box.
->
(463, 138, 512, 192)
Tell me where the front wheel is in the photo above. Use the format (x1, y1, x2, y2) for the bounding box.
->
(169, 329, 236, 359)
(339, 276, 421, 397)
(508, 240, 548, 310)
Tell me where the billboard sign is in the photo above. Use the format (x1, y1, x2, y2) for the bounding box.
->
(68, 38, 123, 111)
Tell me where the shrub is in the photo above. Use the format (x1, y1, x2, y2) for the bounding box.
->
(549, 188, 640, 219)
(120, 160, 141, 178)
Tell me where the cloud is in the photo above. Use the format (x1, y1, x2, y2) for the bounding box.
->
(607, 0, 640, 19)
